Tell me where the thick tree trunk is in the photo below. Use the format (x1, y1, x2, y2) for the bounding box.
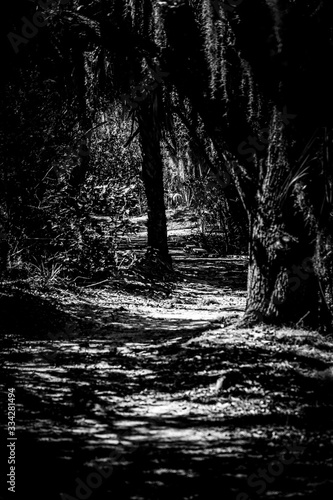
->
(241, 149, 333, 329)
(137, 96, 171, 264)
(244, 213, 319, 327)
(234, 110, 320, 327)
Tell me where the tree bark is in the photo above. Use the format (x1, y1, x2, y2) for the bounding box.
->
(137, 95, 171, 265)
(244, 211, 319, 327)
(237, 114, 320, 326)
(68, 51, 92, 196)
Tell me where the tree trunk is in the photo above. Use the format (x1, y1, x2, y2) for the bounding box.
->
(137, 96, 171, 264)
(233, 111, 321, 327)
(244, 212, 319, 327)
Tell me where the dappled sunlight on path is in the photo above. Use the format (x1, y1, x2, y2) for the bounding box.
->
(1, 254, 333, 500)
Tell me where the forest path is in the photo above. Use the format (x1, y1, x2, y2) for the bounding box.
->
(1, 213, 333, 500)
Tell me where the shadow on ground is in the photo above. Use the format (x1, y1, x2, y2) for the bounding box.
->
(0, 256, 333, 500)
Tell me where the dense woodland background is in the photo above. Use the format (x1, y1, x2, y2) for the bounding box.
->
(1, 0, 333, 327)
(1, 0, 332, 328)
(1, 2, 333, 500)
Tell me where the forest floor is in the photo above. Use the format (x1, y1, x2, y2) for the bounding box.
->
(1, 209, 333, 500)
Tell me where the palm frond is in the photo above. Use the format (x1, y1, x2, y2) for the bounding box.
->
(278, 129, 319, 204)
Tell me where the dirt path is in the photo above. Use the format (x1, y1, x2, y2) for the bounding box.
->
(1, 217, 333, 500)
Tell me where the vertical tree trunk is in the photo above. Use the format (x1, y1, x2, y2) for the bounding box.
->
(241, 128, 321, 327)
(244, 212, 319, 327)
(137, 96, 171, 264)
(68, 124, 91, 193)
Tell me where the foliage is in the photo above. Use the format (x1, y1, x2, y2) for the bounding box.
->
(180, 175, 246, 255)
(0, 67, 143, 282)
(162, 102, 248, 255)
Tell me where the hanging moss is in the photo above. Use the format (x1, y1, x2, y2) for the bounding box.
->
(200, 0, 217, 97)
(153, 2, 167, 49)
(124, 0, 136, 26)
